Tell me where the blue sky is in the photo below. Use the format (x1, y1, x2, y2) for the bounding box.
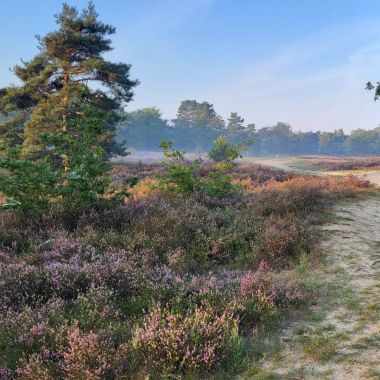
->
(1, 0, 380, 132)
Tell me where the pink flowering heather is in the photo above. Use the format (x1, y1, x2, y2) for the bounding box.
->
(240, 261, 304, 307)
(16, 354, 51, 380)
(61, 321, 112, 380)
(132, 304, 237, 374)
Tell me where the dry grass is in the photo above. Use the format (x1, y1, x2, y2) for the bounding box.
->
(300, 156, 380, 171)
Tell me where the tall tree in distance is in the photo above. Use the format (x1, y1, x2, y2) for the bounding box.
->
(227, 112, 245, 132)
(366, 81, 380, 100)
(174, 100, 225, 129)
(0, 1, 138, 163)
(118, 107, 170, 150)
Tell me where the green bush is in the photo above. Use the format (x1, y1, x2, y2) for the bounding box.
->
(157, 140, 202, 195)
(202, 169, 238, 198)
(208, 135, 249, 162)
(158, 140, 238, 198)
(0, 147, 59, 211)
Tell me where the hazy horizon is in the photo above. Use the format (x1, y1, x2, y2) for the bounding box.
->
(1, 0, 380, 132)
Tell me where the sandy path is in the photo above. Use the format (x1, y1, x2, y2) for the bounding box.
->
(248, 158, 380, 378)
(259, 197, 380, 379)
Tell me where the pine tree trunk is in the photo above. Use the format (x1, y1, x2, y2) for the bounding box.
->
(63, 73, 69, 174)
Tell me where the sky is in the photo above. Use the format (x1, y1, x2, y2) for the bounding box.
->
(1, 0, 380, 132)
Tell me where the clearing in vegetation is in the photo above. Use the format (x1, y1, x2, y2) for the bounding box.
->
(245, 156, 380, 187)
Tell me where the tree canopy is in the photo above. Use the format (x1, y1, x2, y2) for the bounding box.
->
(0, 1, 138, 158)
(227, 112, 245, 132)
(173, 100, 225, 130)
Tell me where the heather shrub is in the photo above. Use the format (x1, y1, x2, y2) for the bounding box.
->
(15, 321, 115, 379)
(0, 263, 51, 307)
(252, 213, 309, 267)
(239, 289, 278, 328)
(16, 354, 52, 380)
(307, 156, 380, 171)
(69, 286, 118, 331)
(132, 304, 239, 375)
(0, 299, 66, 368)
(240, 261, 304, 307)
(0, 367, 12, 380)
(0, 162, 373, 378)
(239, 261, 306, 328)
(60, 321, 113, 380)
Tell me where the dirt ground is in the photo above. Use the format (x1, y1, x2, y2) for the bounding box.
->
(244, 156, 380, 379)
(256, 197, 380, 379)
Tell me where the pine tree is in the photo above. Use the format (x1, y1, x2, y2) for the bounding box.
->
(227, 112, 245, 132)
(0, 2, 138, 162)
(246, 123, 256, 133)
(174, 100, 225, 129)
(0, 102, 113, 211)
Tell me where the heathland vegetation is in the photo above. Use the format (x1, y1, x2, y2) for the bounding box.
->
(0, 2, 378, 379)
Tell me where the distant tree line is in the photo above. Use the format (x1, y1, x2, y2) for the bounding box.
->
(117, 100, 380, 156)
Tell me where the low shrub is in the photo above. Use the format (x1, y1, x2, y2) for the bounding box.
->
(60, 321, 113, 380)
(0, 162, 373, 377)
(132, 303, 239, 375)
(208, 135, 248, 162)
(202, 169, 238, 198)
(157, 140, 239, 198)
(252, 213, 309, 267)
(239, 261, 306, 328)
(240, 261, 305, 307)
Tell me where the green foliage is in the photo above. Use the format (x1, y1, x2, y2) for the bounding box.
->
(208, 135, 249, 162)
(0, 1, 138, 157)
(158, 140, 239, 198)
(319, 129, 346, 155)
(118, 107, 170, 150)
(0, 105, 112, 211)
(0, 3, 137, 212)
(41, 106, 111, 210)
(366, 80, 380, 100)
(174, 99, 225, 130)
(202, 169, 237, 198)
(158, 140, 201, 195)
(159, 140, 186, 161)
(0, 146, 59, 210)
(116, 101, 380, 156)
(227, 112, 245, 131)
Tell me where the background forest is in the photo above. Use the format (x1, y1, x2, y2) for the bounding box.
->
(117, 101, 380, 155)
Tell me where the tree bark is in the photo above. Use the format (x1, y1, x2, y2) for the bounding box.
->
(63, 73, 69, 173)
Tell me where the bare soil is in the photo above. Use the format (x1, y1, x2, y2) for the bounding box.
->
(247, 156, 380, 379)
(257, 197, 380, 379)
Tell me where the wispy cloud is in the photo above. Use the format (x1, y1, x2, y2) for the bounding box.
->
(209, 18, 380, 132)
